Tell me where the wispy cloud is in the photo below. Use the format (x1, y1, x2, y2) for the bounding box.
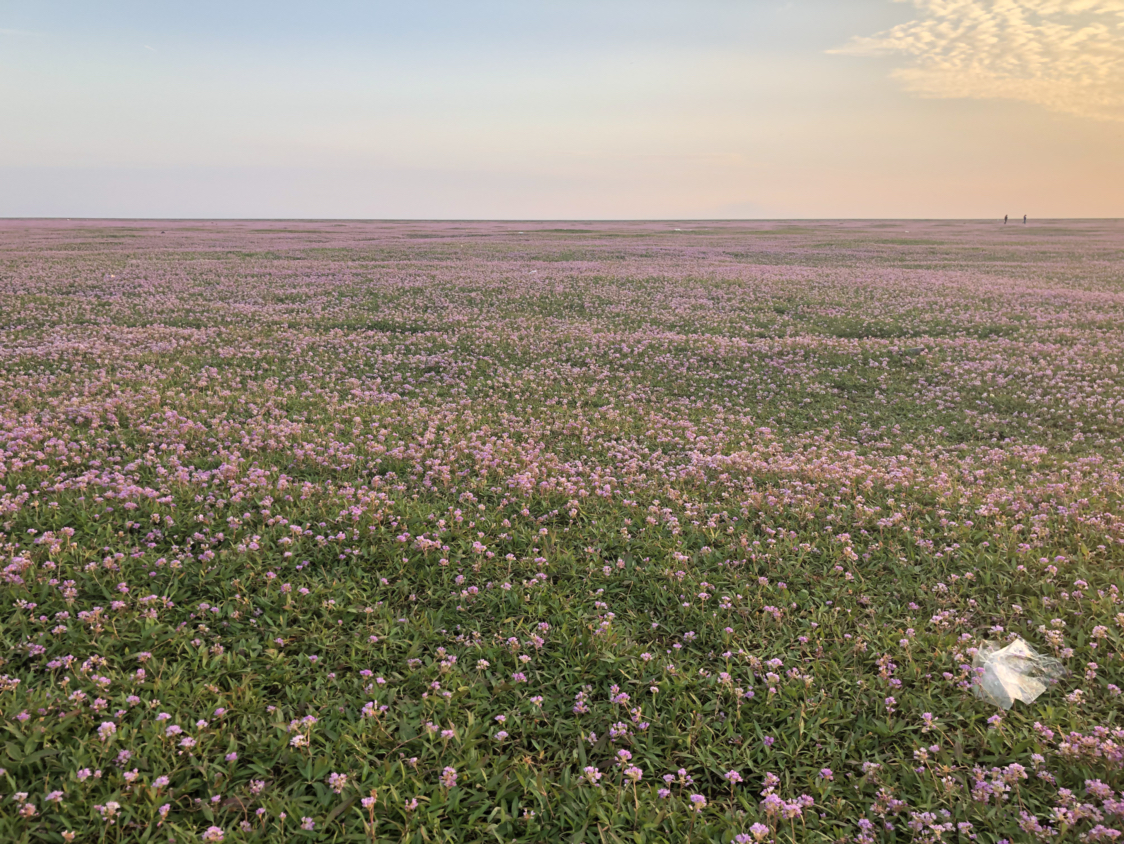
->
(832, 0, 1124, 121)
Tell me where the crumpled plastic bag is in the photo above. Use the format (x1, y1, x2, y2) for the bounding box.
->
(972, 637, 1066, 710)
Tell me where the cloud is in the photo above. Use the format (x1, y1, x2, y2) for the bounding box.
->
(832, 0, 1124, 121)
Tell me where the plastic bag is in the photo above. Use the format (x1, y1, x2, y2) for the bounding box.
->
(972, 637, 1065, 710)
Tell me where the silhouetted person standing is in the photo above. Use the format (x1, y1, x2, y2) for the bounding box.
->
(1023, 215, 1027, 224)
(1004, 215, 1008, 224)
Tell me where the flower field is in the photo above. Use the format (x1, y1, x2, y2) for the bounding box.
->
(2, 218, 1124, 843)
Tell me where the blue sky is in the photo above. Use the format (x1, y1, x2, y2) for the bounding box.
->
(2, 0, 1122, 218)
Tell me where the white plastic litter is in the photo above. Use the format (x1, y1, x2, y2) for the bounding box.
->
(972, 637, 1065, 710)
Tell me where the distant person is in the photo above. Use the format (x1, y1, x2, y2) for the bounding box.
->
(1004, 215, 1008, 224)
(1023, 215, 1027, 224)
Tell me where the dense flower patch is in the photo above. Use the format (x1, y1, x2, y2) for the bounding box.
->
(1, 219, 1123, 842)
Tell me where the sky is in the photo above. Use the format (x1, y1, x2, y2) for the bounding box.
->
(2, 0, 1123, 219)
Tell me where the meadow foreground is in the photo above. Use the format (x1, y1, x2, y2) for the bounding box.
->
(2, 219, 1124, 843)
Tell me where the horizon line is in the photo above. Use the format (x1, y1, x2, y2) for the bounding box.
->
(3, 217, 1123, 223)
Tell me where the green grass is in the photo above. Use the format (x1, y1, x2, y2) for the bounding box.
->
(2, 220, 1124, 843)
